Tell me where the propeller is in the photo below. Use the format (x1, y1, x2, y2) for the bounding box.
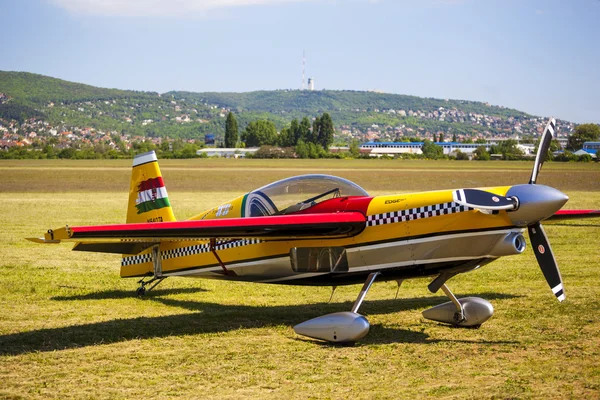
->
(528, 223, 565, 301)
(529, 118, 556, 184)
(525, 118, 566, 302)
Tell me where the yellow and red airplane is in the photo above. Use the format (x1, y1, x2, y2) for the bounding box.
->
(28, 118, 599, 343)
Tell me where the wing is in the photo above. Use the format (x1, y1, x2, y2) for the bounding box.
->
(27, 212, 367, 254)
(546, 209, 600, 221)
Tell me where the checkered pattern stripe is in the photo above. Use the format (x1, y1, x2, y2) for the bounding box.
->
(162, 243, 211, 260)
(121, 253, 153, 266)
(121, 239, 262, 267)
(217, 238, 261, 250)
(367, 202, 472, 227)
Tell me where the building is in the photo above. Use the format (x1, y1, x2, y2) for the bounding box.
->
(516, 144, 535, 155)
(196, 147, 258, 158)
(486, 137, 568, 149)
(582, 141, 600, 156)
(204, 133, 215, 146)
(328, 146, 350, 153)
(360, 141, 491, 157)
(307, 78, 315, 91)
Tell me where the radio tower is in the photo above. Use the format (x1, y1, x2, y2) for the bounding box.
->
(302, 50, 306, 90)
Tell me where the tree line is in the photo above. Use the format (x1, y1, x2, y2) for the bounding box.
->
(224, 112, 335, 158)
(3, 116, 598, 161)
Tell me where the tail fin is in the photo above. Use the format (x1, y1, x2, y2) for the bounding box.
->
(126, 151, 176, 224)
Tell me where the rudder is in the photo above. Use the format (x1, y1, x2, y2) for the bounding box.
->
(126, 151, 176, 224)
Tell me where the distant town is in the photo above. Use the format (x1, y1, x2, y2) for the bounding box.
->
(0, 93, 576, 152)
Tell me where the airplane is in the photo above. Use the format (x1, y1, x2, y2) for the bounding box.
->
(28, 118, 599, 343)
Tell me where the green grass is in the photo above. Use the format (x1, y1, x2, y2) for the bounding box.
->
(1, 159, 599, 399)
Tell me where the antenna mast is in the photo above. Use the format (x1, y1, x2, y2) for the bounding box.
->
(302, 50, 305, 90)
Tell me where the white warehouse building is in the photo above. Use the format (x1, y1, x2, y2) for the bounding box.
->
(360, 141, 492, 157)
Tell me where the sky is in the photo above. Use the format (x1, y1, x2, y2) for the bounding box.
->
(1, 0, 599, 123)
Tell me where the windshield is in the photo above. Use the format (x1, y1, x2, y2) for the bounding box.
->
(244, 174, 368, 217)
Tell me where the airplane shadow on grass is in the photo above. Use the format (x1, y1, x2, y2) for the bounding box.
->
(51, 287, 207, 301)
(1, 292, 519, 355)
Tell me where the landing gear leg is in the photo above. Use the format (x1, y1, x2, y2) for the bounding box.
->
(394, 279, 403, 300)
(136, 276, 166, 297)
(422, 277, 494, 327)
(351, 272, 380, 313)
(440, 283, 465, 324)
(328, 286, 337, 303)
(135, 244, 166, 297)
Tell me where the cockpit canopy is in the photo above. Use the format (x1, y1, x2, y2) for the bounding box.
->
(245, 175, 368, 217)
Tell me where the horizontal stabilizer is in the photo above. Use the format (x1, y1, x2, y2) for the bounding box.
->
(73, 242, 155, 255)
(453, 189, 518, 212)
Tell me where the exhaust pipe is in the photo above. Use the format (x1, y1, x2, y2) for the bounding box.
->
(490, 232, 526, 257)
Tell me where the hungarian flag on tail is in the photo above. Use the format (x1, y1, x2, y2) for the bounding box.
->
(135, 177, 171, 214)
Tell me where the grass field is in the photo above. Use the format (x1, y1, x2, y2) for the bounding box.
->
(1, 159, 599, 399)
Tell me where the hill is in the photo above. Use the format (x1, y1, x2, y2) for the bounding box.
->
(0, 71, 573, 142)
(170, 89, 528, 118)
(0, 71, 154, 105)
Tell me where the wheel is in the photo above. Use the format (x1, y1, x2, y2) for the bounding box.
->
(136, 287, 146, 297)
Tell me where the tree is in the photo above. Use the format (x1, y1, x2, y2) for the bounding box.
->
(474, 145, 490, 160)
(58, 147, 77, 159)
(290, 119, 301, 145)
(295, 139, 308, 158)
(452, 133, 457, 142)
(242, 120, 277, 147)
(176, 143, 200, 158)
(490, 139, 523, 160)
(278, 127, 294, 147)
(298, 117, 311, 143)
(567, 123, 600, 150)
(307, 142, 320, 159)
(224, 112, 238, 148)
(316, 112, 334, 150)
(455, 150, 469, 160)
(553, 150, 576, 162)
(311, 116, 321, 145)
(349, 140, 360, 158)
(421, 140, 443, 159)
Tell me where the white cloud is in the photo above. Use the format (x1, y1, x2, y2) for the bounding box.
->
(49, 0, 321, 17)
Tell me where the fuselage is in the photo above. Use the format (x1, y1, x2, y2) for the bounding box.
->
(120, 185, 536, 286)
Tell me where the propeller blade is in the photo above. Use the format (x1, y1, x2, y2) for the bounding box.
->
(529, 118, 556, 184)
(527, 222, 565, 302)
